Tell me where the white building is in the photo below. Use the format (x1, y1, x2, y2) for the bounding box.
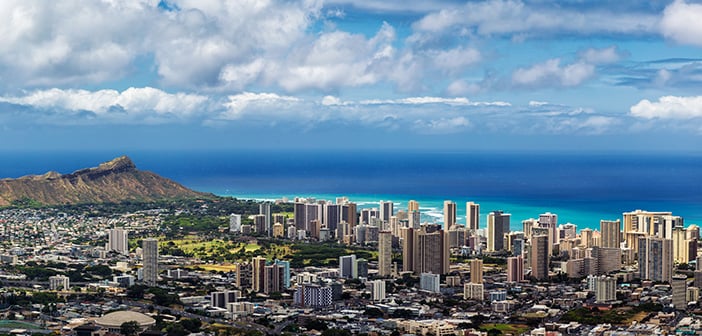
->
(420, 273, 441, 293)
(49, 275, 70, 290)
(108, 228, 128, 255)
(229, 214, 242, 233)
(368, 280, 386, 301)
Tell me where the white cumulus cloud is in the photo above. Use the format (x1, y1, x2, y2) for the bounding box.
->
(512, 59, 595, 87)
(660, 0, 702, 46)
(630, 96, 702, 119)
(0, 87, 208, 119)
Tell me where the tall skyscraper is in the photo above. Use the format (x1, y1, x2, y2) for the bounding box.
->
(274, 259, 291, 288)
(341, 202, 358, 227)
(323, 204, 341, 232)
(259, 202, 271, 236)
(530, 234, 549, 281)
(538, 212, 558, 255)
(263, 263, 285, 294)
(580, 228, 593, 248)
(672, 275, 688, 310)
(470, 259, 483, 284)
(600, 219, 621, 248)
(108, 228, 128, 255)
(443, 200, 457, 228)
(401, 227, 416, 273)
(638, 236, 673, 283)
(339, 254, 358, 279)
(379, 201, 394, 223)
(408, 210, 421, 229)
(378, 231, 392, 277)
(253, 214, 267, 234)
(408, 200, 420, 212)
(487, 211, 510, 252)
(229, 214, 242, 233)
(252, 256, 267, 293)
(466, 202, 480, 231)
(594, 276, 617, 303)
(294, 202, 307, 231)
(416, 229, 450, 274)
(507, 255, 524, 283)
(142, 238, 158, 286)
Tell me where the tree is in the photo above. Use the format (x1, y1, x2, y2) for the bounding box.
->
(179, 318, 202, 333)
(120, 321, 141, 336)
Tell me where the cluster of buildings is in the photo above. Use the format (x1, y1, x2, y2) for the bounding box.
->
(3, 197, 702, 335)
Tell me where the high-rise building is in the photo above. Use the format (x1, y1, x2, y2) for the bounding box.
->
(672, 274, 688, 310)
(49, 275, 70, 290)
(272, 223, 284, 238)
(507, 256, 524, 283)
(235, 262, 252, 290)
(401, 227, 416, 273)
(142, 238, 158, 286)
(253, 214, 267, 234)
(408, 200, 420, 212)
(108, 228, 128, 255)
(294, 201, 323, 232)
(341, 202, 358, 227)
(408, 210, 421, 229)
(294, 284, 333, 308)
(530, 234, 549, 281)
(420, 273, 441, 293)
(594, 276, 617, 303)
(559, 223, 577, 240)
(522, 218, 538, 240)
(361, 208, 380, 225)
(464, 282, 484, 301)
(378, 231, 392, 277)
(339, 254, 358, 279)
(466, 202, 480, 231)
(538, 212, 558, 255)
(580, 228, 593, 248)
(487, 211, 510, 252)
(443, 200, 457, 229)
(600, 220, 621, 248)
(264, 263, 285, 294)
(323, 204, 341, 232)
(638, 236, 673, 283)
(672, 226, 693, 264)
(448, 225, 467, 248)
(470, 259, 483, 284)
(211, 290, 239, 308)
(590, 246, 621, 275)
(369, 280, 386, 301)
(380, 201, 394, 223)
(623, 210, 675, 247)
(274, 259, 291, 288)
(252, 256, 267, 293)
(259, 202, 271, 237)
(230, 214, 242, 233)
(416, 229, 450, 275)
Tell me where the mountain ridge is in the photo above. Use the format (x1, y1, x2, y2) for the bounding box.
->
(0, 156, 210, 206)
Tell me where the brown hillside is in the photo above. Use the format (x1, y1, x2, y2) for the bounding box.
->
(0, 156, 209, 206)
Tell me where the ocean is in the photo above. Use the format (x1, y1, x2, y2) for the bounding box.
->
(1, 149, 701, 231)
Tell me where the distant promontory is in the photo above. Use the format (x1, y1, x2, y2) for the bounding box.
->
(0, 156, 209, 206)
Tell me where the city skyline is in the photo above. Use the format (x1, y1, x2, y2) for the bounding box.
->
(1, 1, 702, 151)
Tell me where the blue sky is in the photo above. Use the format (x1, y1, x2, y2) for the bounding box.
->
(1, 0, 702, 151)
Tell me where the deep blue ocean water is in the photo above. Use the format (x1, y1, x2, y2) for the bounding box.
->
(1, 150, 701, 232)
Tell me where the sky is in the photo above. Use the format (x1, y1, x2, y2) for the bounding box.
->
(1, 0, 702, 152)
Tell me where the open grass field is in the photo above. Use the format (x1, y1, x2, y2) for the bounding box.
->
(158, 236, 293, 262)
(480, 324, 531, 336)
